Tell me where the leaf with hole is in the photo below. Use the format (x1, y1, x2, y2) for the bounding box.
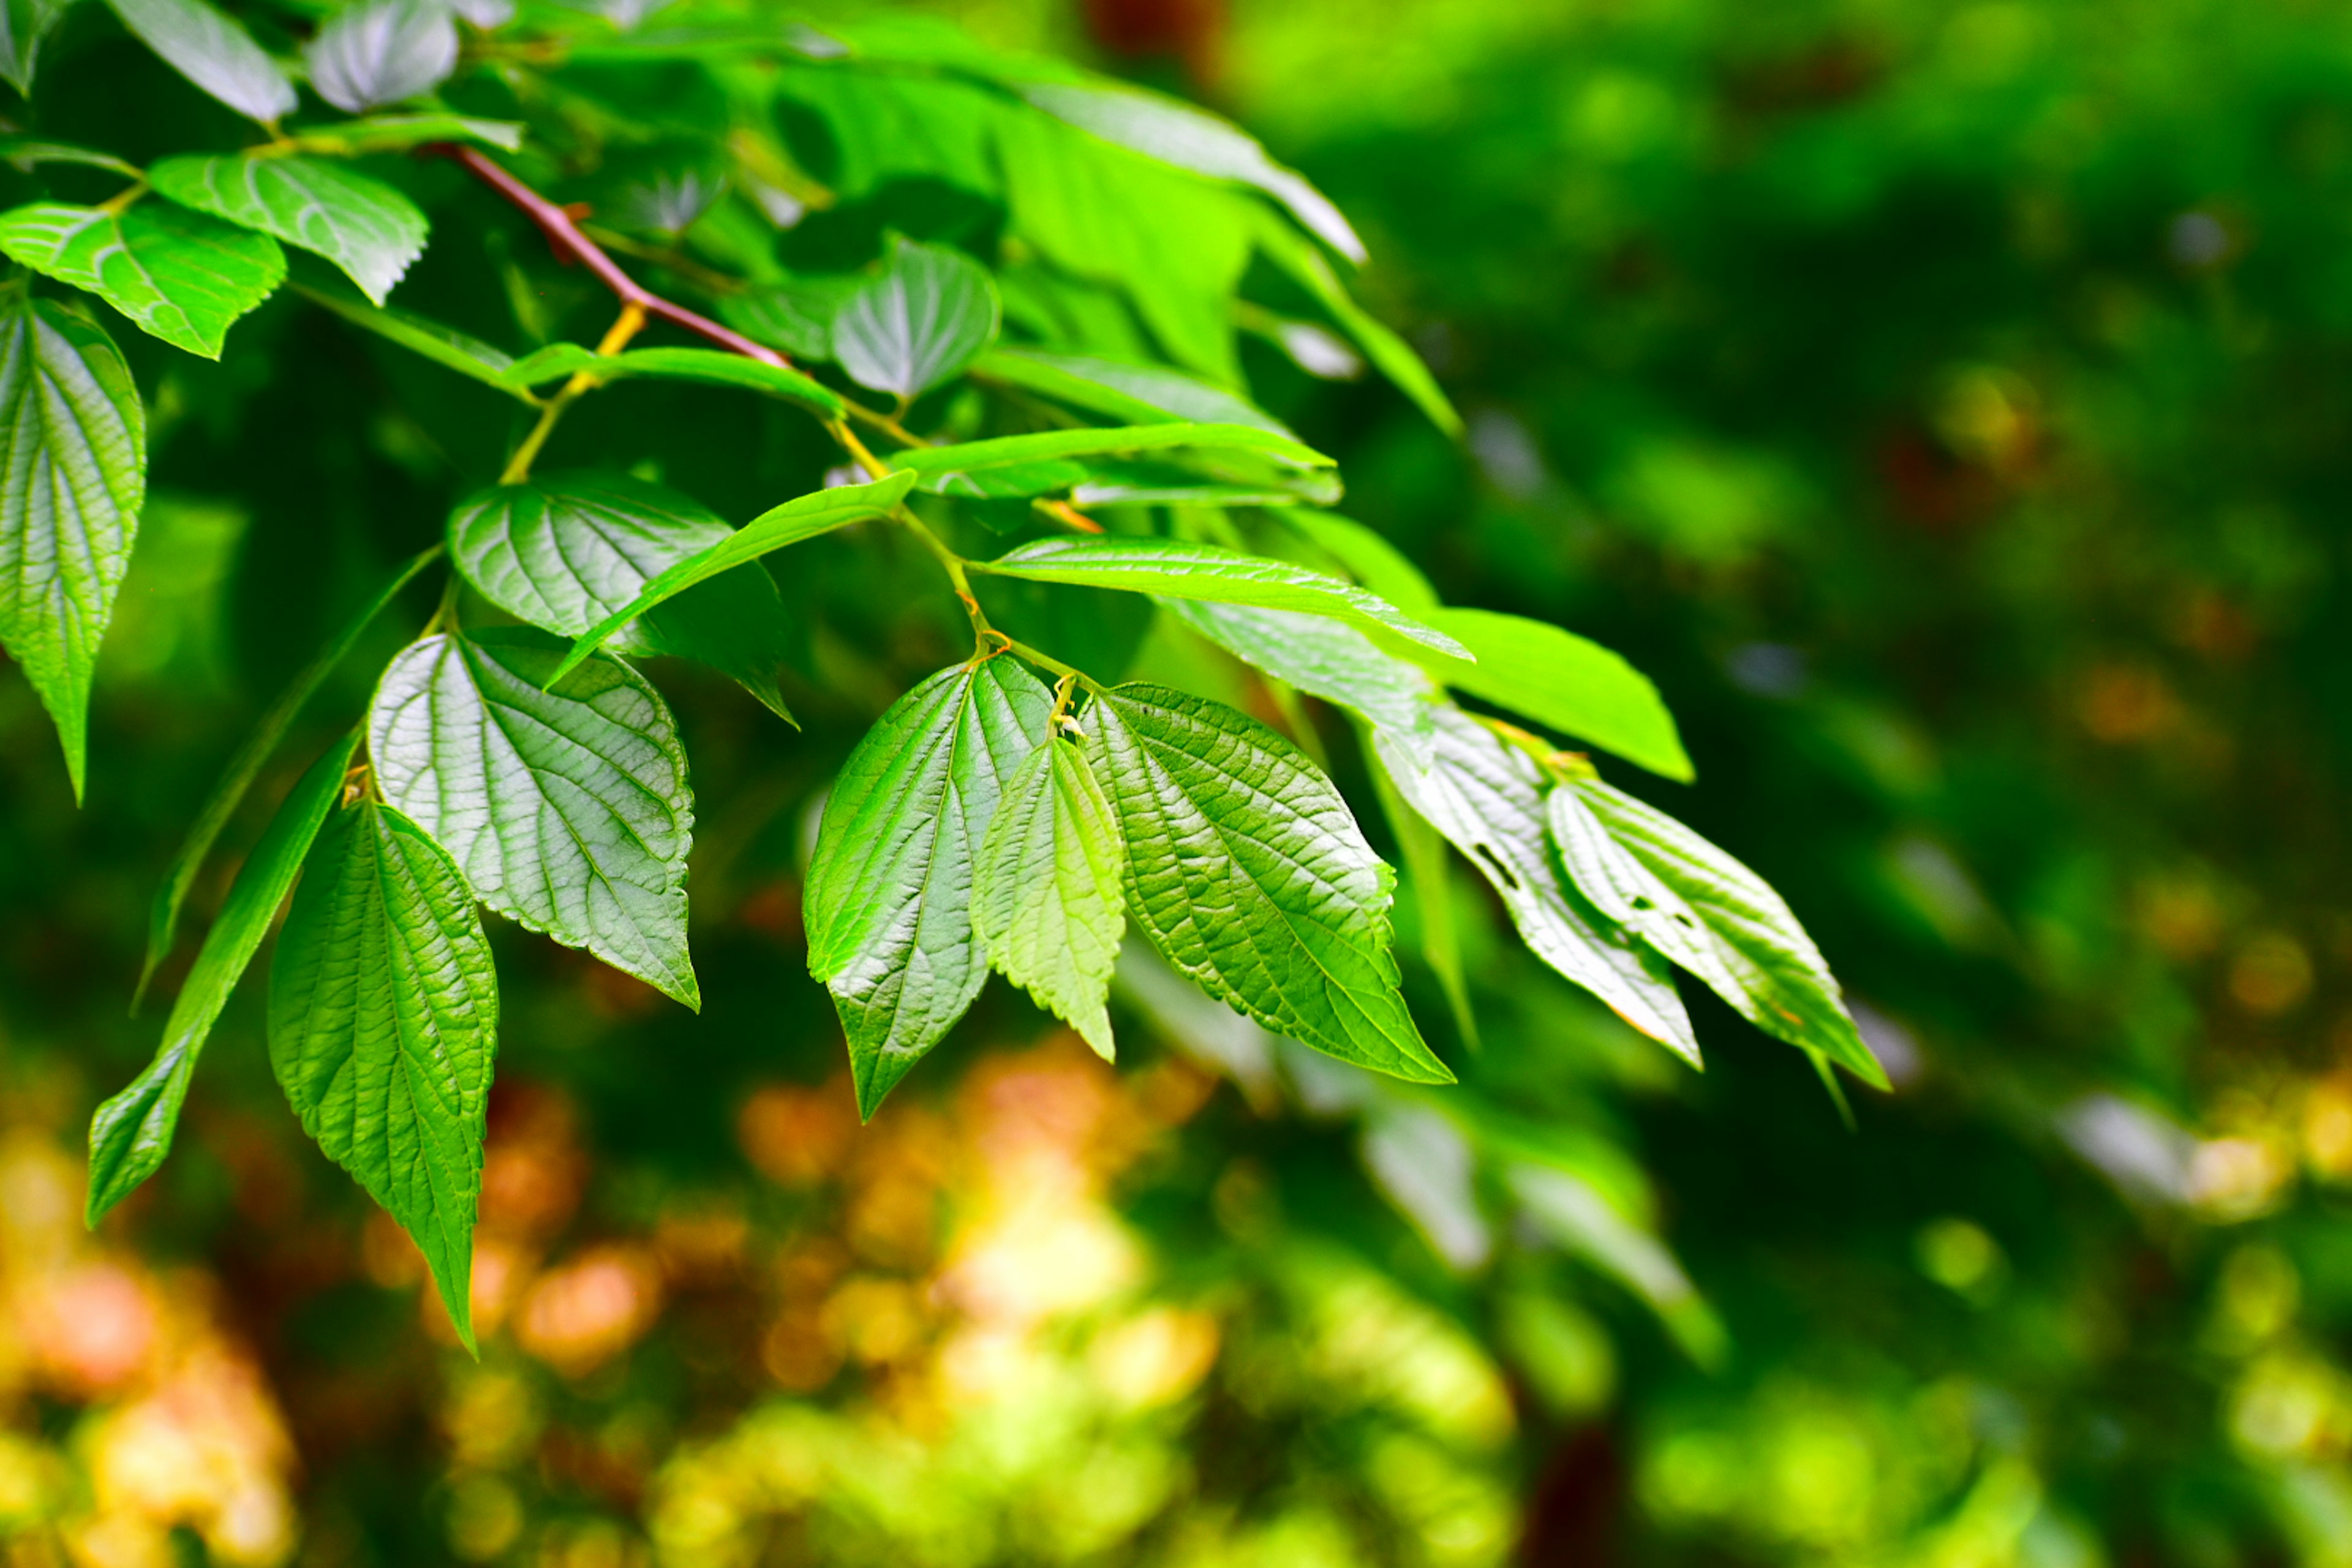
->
(270, 799, 497, 1351)
(973, 734, 1128, 1060)
(304, 0, 458, 114)
(0, 202, 285, 359)
(151, 154, 428, 306)
(370, 629, 699, 1008)
(105, 0, 298, 124)
(831, 235, 999, 398)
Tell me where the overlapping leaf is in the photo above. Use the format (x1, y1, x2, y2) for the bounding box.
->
(0, 293, 146, 800)
(290, 114, 525, 154)
(976, 347, 1292, 435)
(151, 154, 428, 306)
(831, 235, 998, 398)
(1161, 598, 1436, 755)
(106, 0, 298, 124)
(0, 0, 72, 98)
(720, 277, 851, 362)
(805, 658, 1054, 1116)
(0, 202, 285, 359)
(304, 0, 458, 113)
(1373, 703, 1698, 1063)
(270, 799, 497, 1351)
(494, 343, 841, 418)
(972, 735, 1127, 1060)
(899, 423, 1334, 504)
(1085, 683, 1451, 1084)
(88, 733, 356, 1226)
(291, 277, 526, 396)
(370, 630, 699, 1008)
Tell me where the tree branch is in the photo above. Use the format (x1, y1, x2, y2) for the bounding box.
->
(428, 143, 794, 369)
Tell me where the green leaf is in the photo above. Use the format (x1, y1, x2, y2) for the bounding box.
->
(1278, 511, 1439, 616)
(974, 535, 1466, 658)
(138, 546, 442, 1002)
(1368, 741, 1476, 1049)
(288, 113, 527, 155)
(105, 0, 298, 125)
(553, 472, 914, 684)
(973, 734, 1127, 1060)
(831, 235, 999, 398)
(897, 422, 1336, 505)
(370, 629, 699, 1008)
(304, 0, 458, 115)
(1159, 598, 1436, 750)
(1084, 683, 1452, 1085)
(1393, 608, 1694, 783)
(718, 276, 852, 362)
(1019, 80, 1365, 264)
(289, 278, 527, 398)
(0, 138, 141, 178)
(1372, 703, 1697, 1064)
(0, 0, 69, 97)
(0, 201, 285, 359)
(448, 473, 796, 720)
(1256, 214, 1460, 438)
(1564, 777, 1885, 1087)
(974, 347, 1292, 437)
(88, 733, 357, 1226)
(270, 799, 497, 1352)
(494, 343, 842, 418)
(805, 657, 1054, 1117)
(151, 154, 428, 306)
(0, 293, 145, 802)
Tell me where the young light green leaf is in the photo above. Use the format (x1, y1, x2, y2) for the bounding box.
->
(974, 535, 1468, 658)
(1393, 608, 1694, 783)
(805, 657, 1054, 1117)
(290, 279, 527, 397)
(1084, 683, 1452, 1085)
(88, 732, 358, 1227)
(105, 0, 298, 124)
(1278, 511, 1439, 616)
(0, 201, 285, 359)
(1256, 214, 1460, 438)
(1372, 703, 1697, 1064)
(151, 154, 428, 306)
(1566, 777, 1885, 1087)
(138, 545, 442, 1001)
(270, 799, 496, 1352)
(974, 346, 1292, 437)
(554, 472, 913, 683)
(494, 342, 842, 418)
(289, 113, 526, 154)
(370, 630, 699, 1008)
(448, 474, 796, 720)
(0, 0, 70, 97)
(1160, 598, 1436, 753)
(972, 735, 1127, 1060)
(0, 138, 142, 178)
(304, 0, 458, 114)
(1019, 80, 1365, 264)
(0, 293, 145, 802)
(832, 235, 999, 398)
(718, 276, 852, 362)
(897, 421, 1332, 502)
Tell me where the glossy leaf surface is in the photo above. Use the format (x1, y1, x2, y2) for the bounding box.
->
(105, 0, 298, 124)
(831, 236, 999, 398)
(151, 154, 428, 305)
(972, 736, 1127, 1060)
(0, 202, 285, 359)
(304, 0, 458, 113)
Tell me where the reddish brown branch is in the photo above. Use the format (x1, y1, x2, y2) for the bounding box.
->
(429, 143, 794, 369)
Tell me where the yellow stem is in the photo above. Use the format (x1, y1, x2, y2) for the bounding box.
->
(500, 303, 646, 484)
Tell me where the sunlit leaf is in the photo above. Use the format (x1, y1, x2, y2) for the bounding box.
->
(0, 201, 284, 359)
(151, 154, 428, 305)
(105, 0, 298, 124)
(972, 733, 1126, 1060)
(304, 0, 458, 115)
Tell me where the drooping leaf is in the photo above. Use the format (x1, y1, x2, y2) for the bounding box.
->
(1256, 214, 1460, 437)
(0, 137, 140, 178)
(1394, 608, 1694, 783)
(974, 346, 1292, 436)
(448, 474, 796, 720)
(290, 278, 528, 398)
(0, 201, 285, 359)
(1019, 80, 1366, 263)
(972, 734, 1127, 1060)
(1368, 742, 1476, 1050)
(899, 421, 1336, 505)
(151, 154, 428, 306)
(552, 472, 914, 682)
(0, 0, 69, 97)
(974, 535, 1467, 657)
(493, 342, 842, 418)
(718, 276, 851, 362)
(1278, 510, 1440, 616)
(105, 0, 298, 124)
(1372, 703, 1698, 1064)
(303, 0, 458, 115)
(288, 113, 526, 154)
(370, 629, 699, 1008)
(1159, 598, 1436, 754)
(831, 235, 999, 398)
(805, 657, 1054, 1117)
(1084, 683, 1452, 1084)
(1565, 777, 1885, 1087)
(0, 292, 145, 802)
(88, 733, 358, 1226)
(269, 799, 497, 1351)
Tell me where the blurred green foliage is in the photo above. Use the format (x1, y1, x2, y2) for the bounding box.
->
(7, 0, 2352, 1566)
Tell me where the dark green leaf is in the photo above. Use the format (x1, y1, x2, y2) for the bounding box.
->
(270, 799, 497, 1351)
(831, 235, 998, 398)
(1085, 683, 1452, 1084)
(974, 346, 1292, 436)
(1565, 777, 1885, 1087)
(151, 154, 428, 306)
(972, 734, 1127, 1060)
(0, 201, 285, 359)
(290, 278, 527, 397)
(805, 657, 1054, 1117)
(448, 474, 796, 720)
(1373, 703, 1697, 1063)
(370, 630, 699, 1008)
(105, 0, 298, 124)
(0, 293, 145, 802)
(304, 0, 458, 115)
(88, 733, 357, 1226)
